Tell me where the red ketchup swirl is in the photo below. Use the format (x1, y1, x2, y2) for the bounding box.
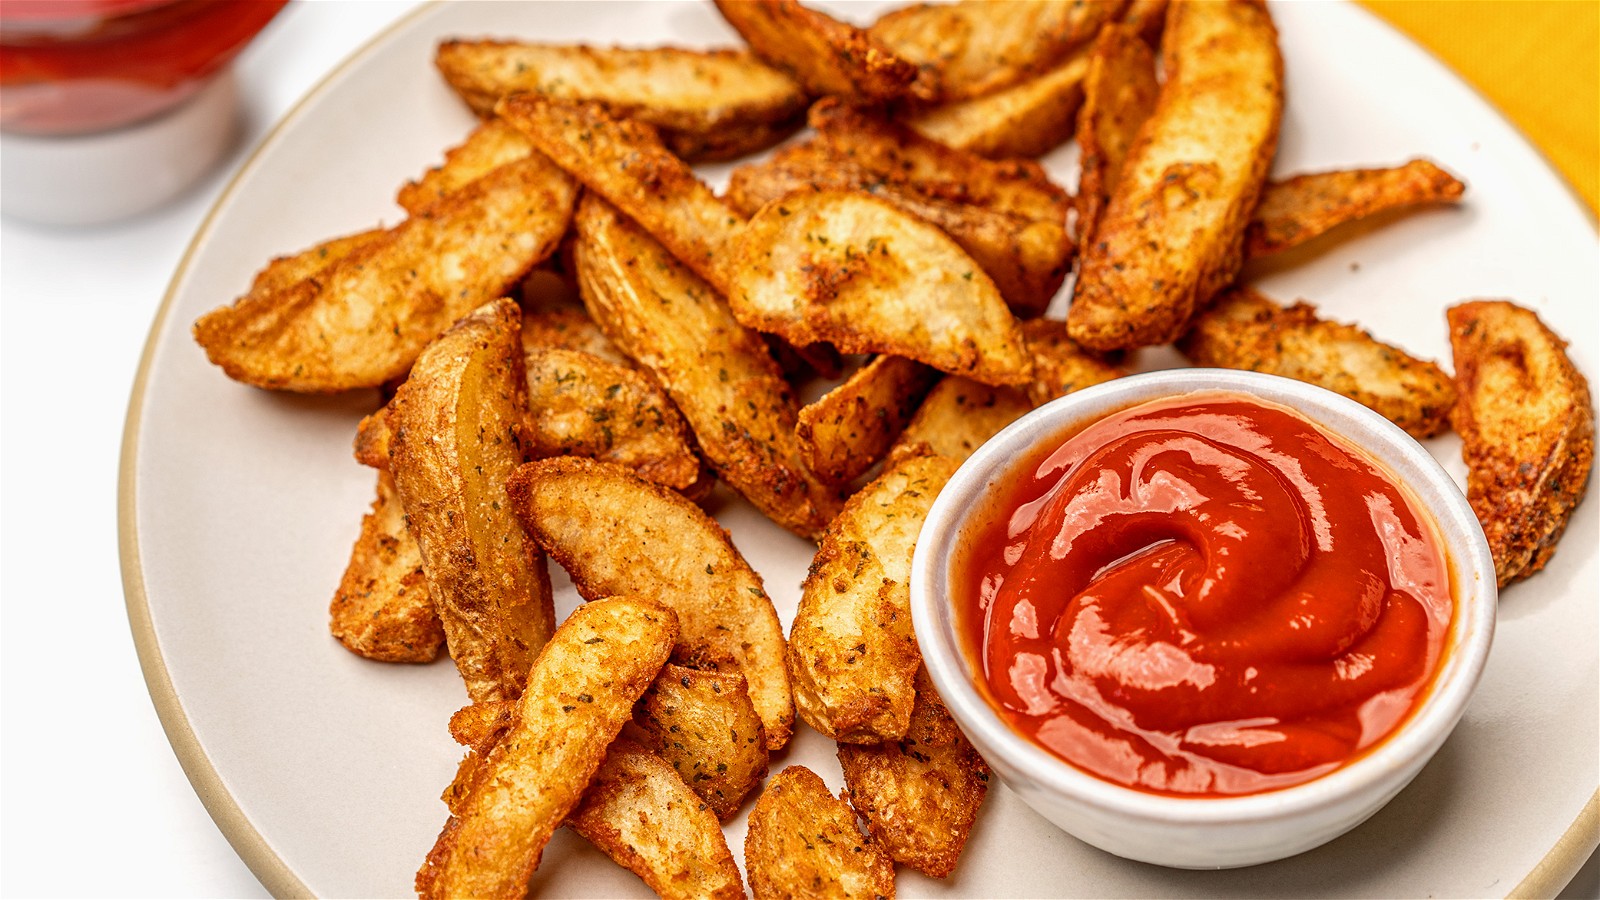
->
(956, 393, 1453, 796)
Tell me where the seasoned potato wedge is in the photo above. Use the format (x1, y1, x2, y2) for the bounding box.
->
(521, 292, 634, 367)
(573, 195, 838, 538)
(729, 190, 1032, 386)
(435, 40, 806, 161)
(893, 378, 1033, 463)
(870, 0, 1123, 102)
(903, 50, 1088, 159)
(416, 597, 678, 900)
(791, 453, 958, 742)
(1448, 301, 1594, 587)
(1178, 288, 1455, 438)
(244, 228, 387, 299)
(745, 766, 896, 900)
(397, 118, 536, 215)
(507, 457, 795, 748)
(713, 0, 924, 103)
(797, 355, 940, 485)
(628, 662, 769, 821)
(328, 470, 444, 663)
(1075, 22, 1159, 246)
(1245, 159, 1466, 258)
(353, 407, 394, 470)
(569, 738, 747, 900)
(1018, 317, 1126, 406)
(1069, 0, 1283, 351)
(388, 299, 556, 704)
(194, 153, 576, 392)
(838, 669, 990, 878)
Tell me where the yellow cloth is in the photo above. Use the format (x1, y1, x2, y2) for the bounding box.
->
(1357, 0, 1599, 215)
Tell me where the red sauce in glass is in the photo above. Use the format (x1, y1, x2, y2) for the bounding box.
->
(955, 392, 1453, 796)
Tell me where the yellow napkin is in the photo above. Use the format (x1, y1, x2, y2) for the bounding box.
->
(1358, 0, 1599, 215)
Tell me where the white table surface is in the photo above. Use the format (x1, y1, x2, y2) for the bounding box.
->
(0, 2, 1593, 897)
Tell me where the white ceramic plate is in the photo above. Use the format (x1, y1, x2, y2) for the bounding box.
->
(121, 2, 1598, 897)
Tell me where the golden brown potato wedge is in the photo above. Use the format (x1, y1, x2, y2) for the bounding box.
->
(729, 189, 1032, 386)
(435, 40, 806, 162)
(1075, 22, 1159, 246)
(569, 738, 747, 900)
(713, 0, 924, 103)
(870, 0, 1124, 102)
(397, 118, 536, 215)
(244, 228, 387, 299)
(507, 457, 796, 749)
(193, 153, 577, 392)
(797, 355, 940, 486)
(387, 299, 556, 704)
(1178, 288, 1455, 438)
(791, 453, 958, 743)
(902, 50, 1088, 159)
(354, 407, 394, 470)
(892, 378, 1033, 463)
(328, 470, 444, 663)
(521, 291, 633, 367)
(1068, 0, 1283, 351)
(745, 766, 896, 900)
(1019, 317, 1126, 406)
(838, 669, 990, 878)
(1245, 159, 1466, 258)
(573, 195, 838, 538)
(628, 662, 769, 821)
(416, 596, 678, 900)
(1448, 300, 1594, 587)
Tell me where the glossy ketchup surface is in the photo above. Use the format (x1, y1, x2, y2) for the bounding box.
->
(955, 393, 1453, 796)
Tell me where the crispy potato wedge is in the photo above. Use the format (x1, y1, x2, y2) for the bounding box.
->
(569, 737, 747, 900)
(354, 407, 394, 470)
(507, 457, 796, 748)
(1018, 317, 1126, 406)
(893, 378, 1033, 463)
(1448, 300, 1594, 587)
(416, 596, 678, 900)
(902, 50, 1088, 159)
(521, 291, 633, 367)
(628, 662, 769, 821)
(397, 118, 536, 215)
(729, 190, 1032, 386)
(194, 153, 577, 392)
(328, 470, 444, 663)
(1178, 288, 1455, 438)
(449, 699, 515, 753)
(745, 766, 896, 900)
(870, 0, 1124, 102)
(791, 453, 958, 742)
(838, 669, 990, 878)
(573, 196, 837, 537)
(797, 355, 940, 486)
(713, 0, 924, 103)
(1075, 23, 1159, 246)
(1068, 0, 1283, 351)
(1245, 159, 1466, 258)
(434, 40, 806, 161)
(388, 299, 556, 704)
(244, 228, 387, 299)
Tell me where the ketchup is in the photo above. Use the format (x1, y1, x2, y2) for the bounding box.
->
(955, 392, 1453, 796)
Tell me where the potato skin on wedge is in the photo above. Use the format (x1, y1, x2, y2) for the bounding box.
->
(628, 662, 769, 822)
(328, 470, 444, 663)
(745, 766, 896, 900)
(796, 355, 940, 486)
(507, 457, 796, 748)
(1075, 22, 1159, 247)
(903, 51, 1088, 159)
(1245, 158, 1466, 258)
(1448, 300, 1594, 587)
(713, 0, 924, 103)
(387, 299, 556, 704)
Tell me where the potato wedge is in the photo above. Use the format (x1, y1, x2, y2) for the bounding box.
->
(435, 40, 806, 162)
(869, 0, 1124, 102)
(791, 453, 958, 743)
(416, 596, 678, 900)
(745, 766, 896, 900)
(1068, 0, 1283, 351)
(797, 355, 940, 486)
(573, 196, 838, 538)
(892, 378, 1033, 463)
(1448, 300, 1594, 587)
(713, 0, 924, 103)
(244, 228, 387, 299)
(354, 406, 394, 470)
(507, 457, 795, 748)
(838, 669, 990, 878)
(729, 190, 1032, 386)
(628, 662, 769, 821)
(328, 470, 444, 663)
(193, 152, 577, 392)
(902, 50, 1088, 159)
(1075, 22, 1159, 246)
(521, 290, 633, 367)
(1018, 317, 1126, 406)
(388, 299, 556, 704)
(1245, 159, 1466, 258)
(397, 118, 536, 215)
(1124, 0, 1170, 41)
(1178, 288, 1456, 438)
(569, 737, 747, 900)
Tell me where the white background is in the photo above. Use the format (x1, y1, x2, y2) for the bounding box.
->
(0, 1, 1594, 897)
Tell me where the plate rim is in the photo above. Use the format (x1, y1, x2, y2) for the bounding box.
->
(116, 1, 1600, 897)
